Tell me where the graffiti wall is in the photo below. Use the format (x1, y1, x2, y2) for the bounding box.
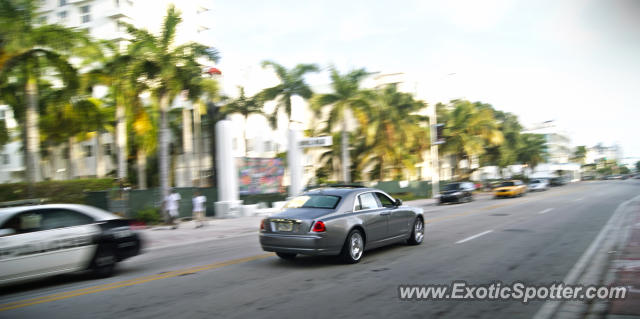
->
(237, 157, 285, 194)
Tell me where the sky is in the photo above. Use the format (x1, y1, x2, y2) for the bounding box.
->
(207, 0, 640, 160)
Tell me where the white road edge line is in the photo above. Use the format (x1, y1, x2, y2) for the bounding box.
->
(538, 208, 553, 214)
(533, 193, 640, 319)
(455, 230, 493, 244)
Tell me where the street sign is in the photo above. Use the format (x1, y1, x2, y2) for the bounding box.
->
(299, 136, 333, 148)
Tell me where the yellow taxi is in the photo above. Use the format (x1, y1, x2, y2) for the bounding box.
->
(493, 180, 527, 198)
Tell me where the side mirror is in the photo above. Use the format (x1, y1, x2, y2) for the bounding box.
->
(395, 199, 403, 207)
(0, 228, 16, 237)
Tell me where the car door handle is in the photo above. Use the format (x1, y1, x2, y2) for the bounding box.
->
(380, 212, 391, 216)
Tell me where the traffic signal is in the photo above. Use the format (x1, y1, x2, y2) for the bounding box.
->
(435, 123, 445, 145)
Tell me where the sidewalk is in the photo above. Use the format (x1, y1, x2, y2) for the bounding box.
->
(607, 199, 640, 317)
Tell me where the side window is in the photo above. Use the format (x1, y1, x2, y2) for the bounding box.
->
(40, 209, 94, 230)
(356, 193, 380, 211)
(2, 212, 44, 234)
(375, 192, 395, 208)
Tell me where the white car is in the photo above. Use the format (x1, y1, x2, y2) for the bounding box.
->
(0, 204, 142, 286)
(528, 179, 549, 191)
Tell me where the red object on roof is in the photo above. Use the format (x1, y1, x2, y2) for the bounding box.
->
(207, 67, 222, 75)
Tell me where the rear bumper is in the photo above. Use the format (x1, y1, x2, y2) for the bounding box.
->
(494, 191, 516, 197)
(439, 195, 462, 203)
(259, 233, 339, 256)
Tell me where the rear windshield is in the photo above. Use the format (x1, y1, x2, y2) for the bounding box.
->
(500, 181, 515, 187)
(284, 195, 341, 209)
(444, 183, 461, 191)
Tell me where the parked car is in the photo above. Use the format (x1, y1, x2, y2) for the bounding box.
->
(493, 180, 527, 198)
(0, 204, 142, 286)
(549, 177, 568, 186)
(528, 179, 549, 191)
(259, 186, 424, 263)
(438, 182, 475, 204)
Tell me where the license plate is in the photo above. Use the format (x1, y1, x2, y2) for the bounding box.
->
(277, 222, 293, 232)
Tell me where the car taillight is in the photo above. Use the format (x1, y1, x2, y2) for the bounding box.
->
(312, 221, 326, 232)
(260, 219, 265, 230)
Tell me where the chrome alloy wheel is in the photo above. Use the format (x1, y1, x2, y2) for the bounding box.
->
(349, 232, 364, 261)
(414, 219, 424, 243)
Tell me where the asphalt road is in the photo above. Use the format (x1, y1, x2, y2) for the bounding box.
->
(1, 180, 639, 319)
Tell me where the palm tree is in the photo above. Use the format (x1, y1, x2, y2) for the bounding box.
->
(440, 100, 503, 180)
(221, 86, 264, 156)
(481, 108, 523, 174)
(0, 0, 88, 185)
(358, 85, 429, 180)
(260, 60, 319, 128)
(85, 40, 135, 182)
(311, 67, 369, 183)
(518, 133, 548, 173)
(123, 5, 219, 211)
(571, 145, 587, 165)
(131, 103, 157, 189)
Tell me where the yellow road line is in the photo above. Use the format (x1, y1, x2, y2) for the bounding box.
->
(0, 253, 273, 312)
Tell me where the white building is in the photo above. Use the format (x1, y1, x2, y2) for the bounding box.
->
(585, 143, 622, 164)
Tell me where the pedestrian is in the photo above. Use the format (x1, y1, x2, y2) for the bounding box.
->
(192, 190, 207, 228)
(165, 188, 181, 229)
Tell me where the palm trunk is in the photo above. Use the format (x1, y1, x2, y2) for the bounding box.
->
(25, 76, 42, 189)
(193, 104, 202, 187)
(158, 93, 170, 220)
(182, 107, 193, 186)
(243, 116, 249, 157)
(136, 148, 147, 189)
(67, 136, 76, 179)
(341, 117, 350, 183)
(116, 98, 127, 182)
(95, 132, 105, 178)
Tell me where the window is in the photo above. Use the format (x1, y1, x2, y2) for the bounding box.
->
(356, 193, 380, 211)
(40, 209, 94, 230)
(264, 141, 272, 152)
(59, 0, 66, 6)
(2, 212, 43, 234)
(57, 10, 67, 21)
(283, 195, 340, 210)
(104, 144, 112, 156)
(80, 5, 90, 23)
(2, 154, 9, 165)
(84, 145, 93, 157)
(62, 147, 69, 160)
(375, 192, 395, 208)
(0, 110, 4, 119)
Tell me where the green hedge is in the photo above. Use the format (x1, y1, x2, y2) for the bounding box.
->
(0, 179, 117, 204)
(240, 193, 288, 207)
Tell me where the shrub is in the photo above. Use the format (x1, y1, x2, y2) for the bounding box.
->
(135, 207, 162, 225)
(0, 178, 116, 204)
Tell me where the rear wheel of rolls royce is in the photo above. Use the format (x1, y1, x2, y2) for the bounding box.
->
(339, 229, 364, 264)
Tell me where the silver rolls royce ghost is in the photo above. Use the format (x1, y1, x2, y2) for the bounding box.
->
(259, 186, 424, 263)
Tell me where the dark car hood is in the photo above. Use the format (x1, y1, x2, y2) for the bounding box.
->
(270, 208, 334, 220)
